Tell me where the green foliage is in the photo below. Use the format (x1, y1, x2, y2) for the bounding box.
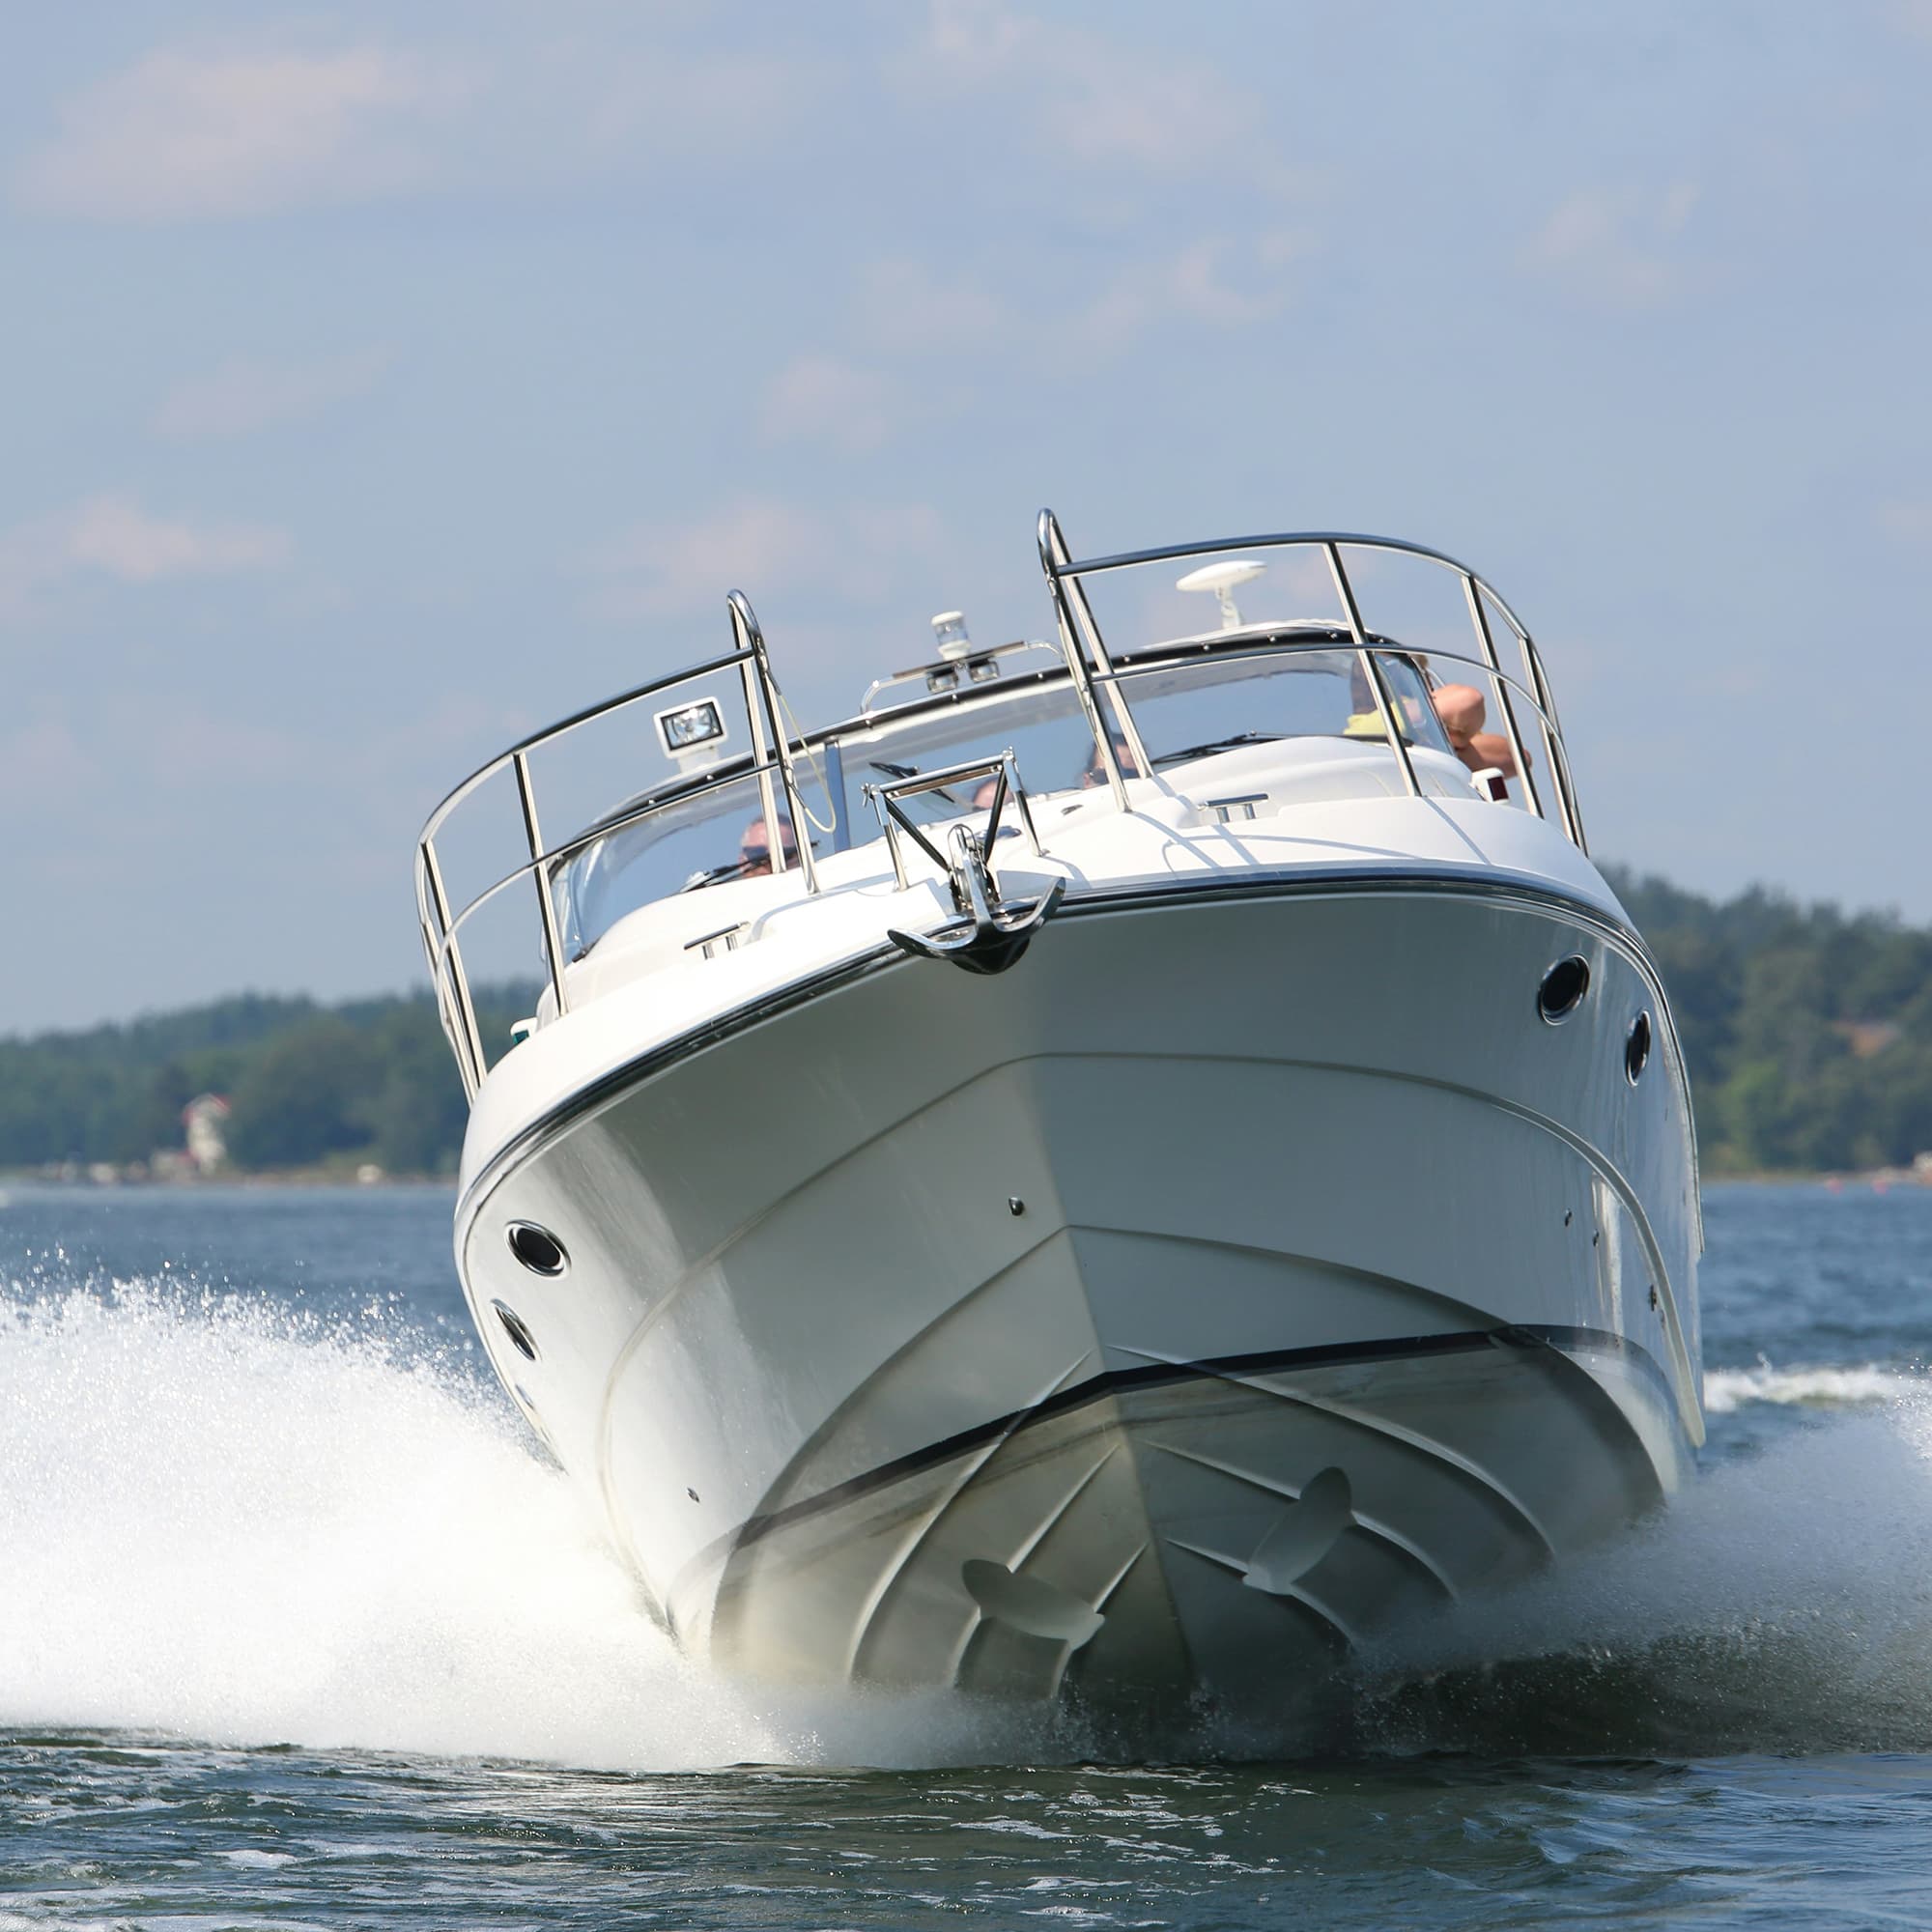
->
(0, 986, 531, 1176)
(4, 864, 1930, 1177)
(1608, 867, 1932, 1173)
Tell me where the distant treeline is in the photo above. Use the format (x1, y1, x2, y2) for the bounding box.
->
(0, 988, 529, 1178)
(2, 872, 1929, 1177)
(1606, 869, 1932, 1173)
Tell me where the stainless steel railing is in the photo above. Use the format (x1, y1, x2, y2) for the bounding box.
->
(414, 591, 818, 1099)
(417, 518, 1586, 1101)
(1034, 509, 1588, 853)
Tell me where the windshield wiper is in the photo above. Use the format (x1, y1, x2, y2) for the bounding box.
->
(1151, 730, 1283, 768)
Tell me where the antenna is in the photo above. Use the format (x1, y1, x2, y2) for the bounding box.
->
(1177, 558, 1267, 631)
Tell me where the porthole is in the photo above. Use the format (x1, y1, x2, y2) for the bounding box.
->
(507, 1220, 568, 1277)
(1537, 954, 1591, 1025)
(1626, 1010, 1653, 1086)
(492, 1298, 539, 1362)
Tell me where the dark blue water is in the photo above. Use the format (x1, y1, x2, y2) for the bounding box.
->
(3, 1181, 1931, 1928)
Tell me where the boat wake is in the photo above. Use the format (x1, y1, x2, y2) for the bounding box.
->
(1704, 1358, 1920, 1413)
(0, 1283, 1077, 1772)
(1351, 1373, 1932, 1757)
(6, 1283, 1932, 1767)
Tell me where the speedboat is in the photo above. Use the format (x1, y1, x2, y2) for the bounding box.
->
(415, 514, 1702, 1722)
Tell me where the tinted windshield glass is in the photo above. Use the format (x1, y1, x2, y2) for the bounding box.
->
(554, 767, 821, 957)
(549, 639, 1460, 961)
(832, 682, 1104, 829)
(1119, 645, 1455, 764)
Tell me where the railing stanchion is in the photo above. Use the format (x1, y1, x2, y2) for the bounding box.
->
(1463, 574, 1543, 819)
(420, 839, 484, 1100)
(1522, 635, 1586, 851)
(513, 750, 569, 1019)
(730, 591, 819, 895)
(1037, 510, 1143, 810)
(1324, 543, 1421, 799)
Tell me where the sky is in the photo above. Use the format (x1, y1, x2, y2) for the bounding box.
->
(4, 1, 1930, 1034)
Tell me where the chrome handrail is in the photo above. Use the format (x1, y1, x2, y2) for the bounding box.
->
(418, 644, 754, 845)
(415, 591, 817, 1097)
(861, 749, 1044, 892)
(1042, 523, 1537, 641)
(1105, 638, 1556, 737)
(419, 516, 1583, 1099)
(420, 626, 1574, 1094)
(1036, 508, 1580, 843)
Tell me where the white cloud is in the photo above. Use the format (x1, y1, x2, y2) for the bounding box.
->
(153, 348, 394, 440)
(1880, 499, 1932, 546)
(855, 260, 1010, 355)
(915, 0, 1281, 182)
(66, 497, 289, 581)
(844, 232, 1305, 378)
(583, 496, 943, 622)
(0, 709, 100, 810)
(1069, 234, 1303, 352)
(762, 355, 906, 453)
(1522, 184, 1702, 310)
(12, 46, 458, 221)
(10, 32, 823, 223)
(0, 496, 290, 620)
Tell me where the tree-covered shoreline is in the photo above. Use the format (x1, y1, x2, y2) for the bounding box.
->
(3, 868, 1929, 1179)
(1608, 870, 1932, 1173)
(0, 987, 530, 1180)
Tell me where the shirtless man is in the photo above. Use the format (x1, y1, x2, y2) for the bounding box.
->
(1429, 682, 1521, 781)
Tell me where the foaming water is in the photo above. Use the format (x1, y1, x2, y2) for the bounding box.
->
(1705, 1358, 1919, 1413)
(1355, 1378, 1932, 1756)
(10, 1182, 1932, 1927)
(0, 1282, 1071, 1771)
(9, 1233, 1932, 1771)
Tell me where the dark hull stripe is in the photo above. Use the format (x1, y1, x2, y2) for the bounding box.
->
(727, 1321, 1679, 1553)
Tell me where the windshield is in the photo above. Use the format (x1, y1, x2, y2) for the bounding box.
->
(554, 766, 815, 959)
(1117, 642, 1455, 764)
(551, 680, 1112, 957)
(831, 681, 1108, 829)
(550, 635, 1468, 960)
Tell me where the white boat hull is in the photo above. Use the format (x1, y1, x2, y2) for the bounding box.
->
(457, 875, 1700, 1716)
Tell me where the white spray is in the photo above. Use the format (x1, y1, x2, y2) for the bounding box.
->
(0, 1284, 1071, 1771)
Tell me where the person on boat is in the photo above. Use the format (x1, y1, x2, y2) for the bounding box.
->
(737, 812, 799, 877)
(1079, 733, 1140, 787)
(1342, 659, 1522, 787)
(1428, 681, 1522, 782)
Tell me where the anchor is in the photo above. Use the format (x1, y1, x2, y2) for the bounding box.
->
(889, 823, 1065, 976)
